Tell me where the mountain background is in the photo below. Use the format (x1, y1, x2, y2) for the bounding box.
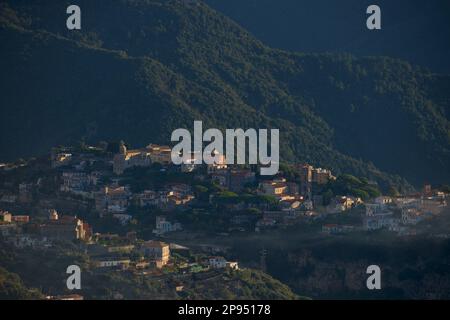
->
(0, 0, 449, 189)
(206, 0, 450, 74)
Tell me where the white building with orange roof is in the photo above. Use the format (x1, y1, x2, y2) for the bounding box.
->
(141, 240, 170, 268)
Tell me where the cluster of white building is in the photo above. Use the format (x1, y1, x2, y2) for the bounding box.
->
(363, 195, 447, 233)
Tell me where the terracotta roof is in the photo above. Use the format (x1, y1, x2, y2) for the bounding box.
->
(143, 240, 169, 248)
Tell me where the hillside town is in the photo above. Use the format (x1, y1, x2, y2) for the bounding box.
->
(0, 141, 449, 299)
